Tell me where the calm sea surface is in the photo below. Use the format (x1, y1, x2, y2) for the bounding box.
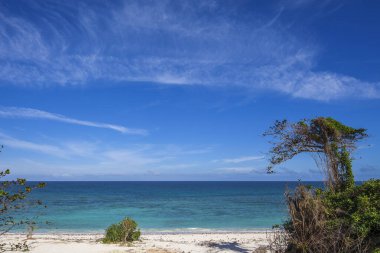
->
(21, 181, 323, 233)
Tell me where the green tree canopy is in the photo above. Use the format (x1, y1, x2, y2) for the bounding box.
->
(264, 117, 367, 191)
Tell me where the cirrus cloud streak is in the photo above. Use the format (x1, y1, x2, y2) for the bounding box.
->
(0, 106, 147, 135)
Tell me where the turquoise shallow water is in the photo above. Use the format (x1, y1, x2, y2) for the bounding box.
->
(20, 181, 322, 233)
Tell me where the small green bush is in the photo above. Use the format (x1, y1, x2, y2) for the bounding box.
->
(102, 217, 141, 244)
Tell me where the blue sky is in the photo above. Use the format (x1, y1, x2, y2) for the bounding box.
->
(0, 0, 379, 181)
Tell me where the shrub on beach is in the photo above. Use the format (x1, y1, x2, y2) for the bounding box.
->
(279, 182, 380, 252)
(322, 179, 380, 251)
(103, 217, 141, 243)
(265, 118, 380, 252)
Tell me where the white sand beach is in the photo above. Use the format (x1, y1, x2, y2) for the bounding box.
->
(4, 232, 271, 253)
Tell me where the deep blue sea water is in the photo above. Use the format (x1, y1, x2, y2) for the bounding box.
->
(20, 181, 323, 233)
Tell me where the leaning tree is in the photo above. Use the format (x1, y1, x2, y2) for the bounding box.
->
(264, 117, 367, 191)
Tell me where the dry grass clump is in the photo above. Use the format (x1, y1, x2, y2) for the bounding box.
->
(269, 185, 369, 253)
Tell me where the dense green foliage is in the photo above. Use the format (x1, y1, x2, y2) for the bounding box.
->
(103, 217, 141, 244)
(265, 117, 379, 252)
(336, 147, 355, 190)
(323, 180, 380, 246)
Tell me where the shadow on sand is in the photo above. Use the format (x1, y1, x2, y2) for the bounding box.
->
(205, 241, 250, 253)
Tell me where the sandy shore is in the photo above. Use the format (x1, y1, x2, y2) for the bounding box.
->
(3, 231, 272, 252)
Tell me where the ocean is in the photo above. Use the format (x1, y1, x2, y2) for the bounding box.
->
(21, 181, 323, 233)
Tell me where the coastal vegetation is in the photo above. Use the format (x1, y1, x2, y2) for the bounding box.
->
(265, 117, 380, 252)
(103, 217, 141, 244)
(0, 146, 46, 252)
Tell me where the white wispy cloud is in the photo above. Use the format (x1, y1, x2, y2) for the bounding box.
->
(0, 132, 67, 157)
(0, 132, 105, 159)
(0, 1, 379, 101)
(103, 149, 167, 166)
(0, 132, 213, 176)
(215, 167, 262, 174)
(0, 106, 147, 135)
(215, 155, 265, 164)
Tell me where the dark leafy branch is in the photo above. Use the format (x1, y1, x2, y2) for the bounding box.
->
(0, 146, 46, 252)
